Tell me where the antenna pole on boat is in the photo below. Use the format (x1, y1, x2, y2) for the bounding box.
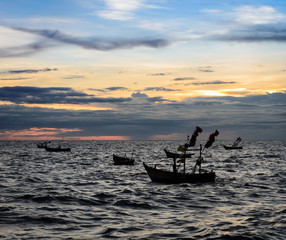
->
(172, 157, 177, 174)
(199, 144, 202, 174)
(192, 144, 202, 174)
(183, 148, 186, 174)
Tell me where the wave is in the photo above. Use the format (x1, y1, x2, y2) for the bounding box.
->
(16, 194, 109, 206)
(0, 140, 285, 239)
(114, 199, 153, 209)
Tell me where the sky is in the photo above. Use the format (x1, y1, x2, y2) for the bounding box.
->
(0, 0, 285, 141)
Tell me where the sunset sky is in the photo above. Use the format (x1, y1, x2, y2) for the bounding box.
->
(0, 0, 285, 140)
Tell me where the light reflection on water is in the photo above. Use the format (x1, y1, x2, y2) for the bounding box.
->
(0, 140, 285, 239)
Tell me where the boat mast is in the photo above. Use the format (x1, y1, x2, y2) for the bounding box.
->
(172, 157, 177, 174)
(183, 148, 186, 174)
(199, 144, 202, 173)
(192, 144, 202, 174)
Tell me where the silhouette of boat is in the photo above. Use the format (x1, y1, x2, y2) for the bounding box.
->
(144, 128, 219, 184)
(223, 145, 243, 150)
(143, 162, 215, 184)
(223, 137, 243, 150)
(44, 146, 71, 152)
(113, 154, 135, 165)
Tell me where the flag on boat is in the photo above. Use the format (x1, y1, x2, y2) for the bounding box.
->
(204, 130, 219, 148)
(232, 137, 242, 147)
(188, 126, 203, 146)
(177, 145, 186, 152)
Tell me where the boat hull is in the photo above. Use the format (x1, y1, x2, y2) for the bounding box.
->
(45, 147, 71, 152)
(223, 145, 243, 150)
(143, 163, 215, 184)
(113, 154, 135, 165)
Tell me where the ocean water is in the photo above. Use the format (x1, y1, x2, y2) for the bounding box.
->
(0, 140, 285, 240)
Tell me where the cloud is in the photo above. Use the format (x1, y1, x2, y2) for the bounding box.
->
(191, 81, 236, 85)
(149, 73, 169, 76)
(96, 0, 158, 21)
(198, 66, 214, 72)
(89, 87, 129, 92)
(234, 5, 285, 25)
(147, 96, 174, 103)
(131, 91, 148, 98)
(63, 75, 85, 79)
(11, 26, 170, 51)
(201, 5, 286, 43)
(1, 68, 57, 74)
(0, 127, 82, 139)
(174, 77, 196, 81)
(0, 41, 53, 58)
(0, 92, 285, 140)
(144, 87, 178, 92)
(105, 87, 129, 91)
(0, 78, 30, 81)
(213, 24, 286, 42)
(0, 86, 132, 104)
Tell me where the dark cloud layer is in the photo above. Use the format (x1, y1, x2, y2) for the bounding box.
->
(213, 24, 286, 42)
(191, 81, 236, 85)
(12, 26, 171, 51)
(105, 87, 129, 91)
(0, 86, 131, 104)
(144, 87, 179, 92)
(89, 87, 129, 92)
(2, 21, 286, 59)
(0, 91, 285, 140)
(1, 68, 57, 75)
(174, 77, 196, 81)
(0, 78, 30, 81)
(0, 26, 171, 57)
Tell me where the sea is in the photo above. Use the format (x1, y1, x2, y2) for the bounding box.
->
(0, 140, 285, 240)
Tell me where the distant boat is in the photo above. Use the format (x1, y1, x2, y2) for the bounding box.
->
(223, 137, 243, 150)
(164, 149, 193, 158)
(44, 146, 71, 152)
(223, 145, 243, 150)
(113, 154, 135, 165)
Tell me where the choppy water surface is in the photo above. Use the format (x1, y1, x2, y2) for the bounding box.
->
(0, 140, 285, 239)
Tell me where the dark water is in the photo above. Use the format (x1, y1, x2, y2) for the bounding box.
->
(0, 140, 285, 240)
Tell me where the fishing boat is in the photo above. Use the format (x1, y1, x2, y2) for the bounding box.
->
(143, 128, 219, 184)
(143, 162, 215, 184)
(223, 137, 243, 150)
(113, 154, 135, 165)
(164, 149, 193, 158)
(44, 146, 71, 152)
(223, 145, 243, 150)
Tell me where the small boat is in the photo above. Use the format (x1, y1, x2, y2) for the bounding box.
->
(144, 129, 219, 184)
(223, 145, 243, 150)
(164, 149, 193, 158)
(223, 137, 243, 150)
(143, 162, 215, 184)
(44, 146, 71, 152)
(113, 154, 135, 165)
